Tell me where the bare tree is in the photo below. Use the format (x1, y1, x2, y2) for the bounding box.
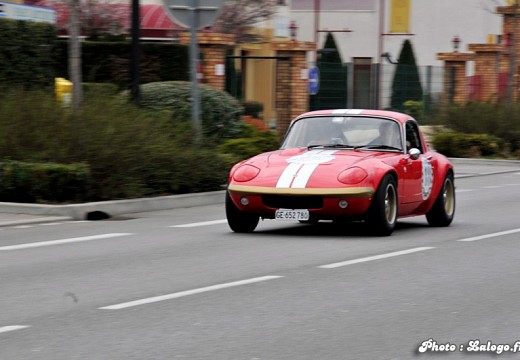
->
(212, 0, 275, 42)
(34, 0, 129, 39)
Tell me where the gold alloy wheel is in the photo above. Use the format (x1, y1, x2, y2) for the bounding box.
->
(443, 177, 455, 217)
(385, 183, 397, 224)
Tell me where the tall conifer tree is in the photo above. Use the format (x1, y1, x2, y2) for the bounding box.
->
(390, 40, 423, 111)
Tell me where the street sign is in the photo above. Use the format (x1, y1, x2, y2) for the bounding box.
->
(162, 0, 225, 29)
(309, 66, 320, 95)
(161, 0, 225, 141)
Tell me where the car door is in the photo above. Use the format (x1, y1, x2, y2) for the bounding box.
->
(400, 121, 433, 204)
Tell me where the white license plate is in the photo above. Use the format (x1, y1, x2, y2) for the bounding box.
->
(275, 209, 310, 221)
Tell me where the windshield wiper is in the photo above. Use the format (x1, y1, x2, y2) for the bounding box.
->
(307, 144, 355, 150)
(354, 145, 402, 151)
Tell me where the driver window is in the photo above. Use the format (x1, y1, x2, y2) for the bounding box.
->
(405, 121, 423, 153)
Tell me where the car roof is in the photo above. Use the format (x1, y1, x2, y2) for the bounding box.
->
(293, 109, 414, 125)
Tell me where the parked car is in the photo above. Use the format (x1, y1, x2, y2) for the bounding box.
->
(226, 109, 455, 236)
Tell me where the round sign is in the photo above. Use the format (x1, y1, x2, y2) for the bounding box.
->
(162, 0, 225, 29)
(308, 66, 320, 95)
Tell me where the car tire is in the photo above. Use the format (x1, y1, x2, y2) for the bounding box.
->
(225, 192, 259, 233)
(366, 174, 398, 236)
(426, 172, 455, 227)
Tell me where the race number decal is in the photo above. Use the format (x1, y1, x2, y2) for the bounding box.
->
(421, 157, 433, 200)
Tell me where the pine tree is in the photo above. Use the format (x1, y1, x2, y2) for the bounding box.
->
(390, 40, 423, 111)
(310, 32, 346, 110)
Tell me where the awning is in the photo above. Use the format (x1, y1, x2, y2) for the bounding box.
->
(140, 4, 185, 39)
(36, 1, 185, 39)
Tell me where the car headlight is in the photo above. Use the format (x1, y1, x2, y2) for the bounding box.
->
(338, 167, 368, 185)
(232, 164, 260, 182)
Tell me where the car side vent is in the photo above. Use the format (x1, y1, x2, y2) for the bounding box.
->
(262, 195, 323, 209)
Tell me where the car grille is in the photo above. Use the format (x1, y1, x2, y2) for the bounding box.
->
(262, 195, 323, 209)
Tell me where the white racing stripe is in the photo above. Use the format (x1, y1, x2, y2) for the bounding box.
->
(170, 219, 227, 228)
(277, 150, 337, 189)
(276, 163, 303, 188)
(0, 233, 133, 251)
(319, 247, 435, 269)
(457, 228, 520, 242)
(99, 275, 284, 310)
(291, 163, 319, 188)
(0, 326, 30, 334)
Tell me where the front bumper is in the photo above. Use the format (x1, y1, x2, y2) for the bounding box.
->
(227, 184, 375, 219)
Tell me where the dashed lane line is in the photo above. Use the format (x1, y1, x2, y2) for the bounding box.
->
(457, 228, 520, 242)
(99, 275, 284, 310)
(170, 219, 227, 228)
(0, 233, 133, 251)
(318, 247, 436, 269)
(0, 326, 30, 334)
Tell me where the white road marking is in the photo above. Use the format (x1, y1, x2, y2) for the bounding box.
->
(457, 228, 520, 242)
(13, 225, 33, 229)
(170, 219, 227, 228)
(456, 189, 475, 193)
(483, 185, 502, 189)
(319, 247, 435, 269)
(99, 275, 284, 310)
(0, 325, 30, 334)
(0, 233, 133, 251)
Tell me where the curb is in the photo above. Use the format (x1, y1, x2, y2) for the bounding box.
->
(0, 191, 226, 221)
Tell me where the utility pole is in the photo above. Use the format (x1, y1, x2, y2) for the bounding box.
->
(68, 0, 82, 112)
(508, 0, 518, 104)
(130, 0, 141, 105)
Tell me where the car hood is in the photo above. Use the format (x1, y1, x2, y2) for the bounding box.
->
(267, 148, 379, 167)
(237, 148, 397, 189)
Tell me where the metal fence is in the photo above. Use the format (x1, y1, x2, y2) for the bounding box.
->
(310, 62, 445, 121)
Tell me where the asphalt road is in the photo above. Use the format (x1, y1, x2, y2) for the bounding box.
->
(1, 171, 520, 359)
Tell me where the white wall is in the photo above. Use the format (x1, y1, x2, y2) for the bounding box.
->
(289, 0, 508, 67)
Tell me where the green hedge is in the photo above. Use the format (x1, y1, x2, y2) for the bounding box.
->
(0, 18, 57, 89)
(53, 41, 189, 88)
(218, 125, 280, 164)
(0, 161, 91, 203)
(432, 132, 502, 158)
(136, 81, 244, 141)
(0, 88, 230, 202)
(433, 102, 520, 156)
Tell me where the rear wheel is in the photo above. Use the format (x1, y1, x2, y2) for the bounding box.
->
(366, 174, 398, 236)
(426, 172, 455, 227)
(225, 192, 259, 233)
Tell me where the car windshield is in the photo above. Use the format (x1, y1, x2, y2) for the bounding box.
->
(281, 116, 403, 151)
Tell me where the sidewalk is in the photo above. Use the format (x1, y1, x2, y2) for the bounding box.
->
(1, 158, 519, 227)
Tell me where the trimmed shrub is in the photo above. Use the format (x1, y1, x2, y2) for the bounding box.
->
(0, 18, 57, 89)
(433, 102, 520, 156)
(136, 81, 244, 141)
(242, 101, 264, 118)
(53, 40, 189, 88)
(218, 125, 280, 164)
(0, 88, 231, 201)
(0, 161, 91, 203)
(432, 132, 502, 158)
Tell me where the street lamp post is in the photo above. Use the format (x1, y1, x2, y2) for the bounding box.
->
(452, 35, 461, 52)
(289, 20, 298, 41)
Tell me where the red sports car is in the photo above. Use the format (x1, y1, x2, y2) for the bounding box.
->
(226, 109, 455, 236)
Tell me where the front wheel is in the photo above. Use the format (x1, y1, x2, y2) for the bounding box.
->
(366, 174, 398, 236)
(226, 192, 259, 233)
(426, 172, 455, 227)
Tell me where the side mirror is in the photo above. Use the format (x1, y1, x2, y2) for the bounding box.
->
(409, 148, 421, 160)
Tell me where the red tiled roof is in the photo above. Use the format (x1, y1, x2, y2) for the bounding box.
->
(141, 4, 185, 31)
